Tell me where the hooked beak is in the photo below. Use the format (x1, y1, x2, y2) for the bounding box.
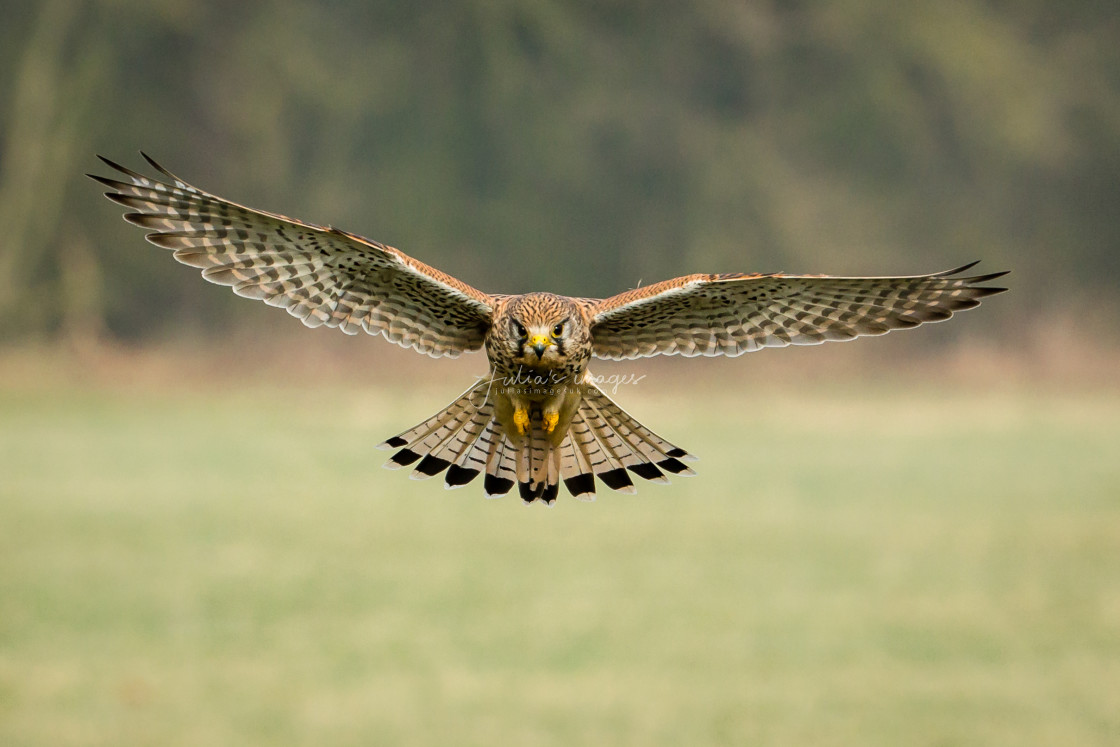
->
(529, 334, 550, 359)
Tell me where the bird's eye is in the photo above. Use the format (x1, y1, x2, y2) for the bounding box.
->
(551, 323, 564, 338)
(513, 321, 527, 339)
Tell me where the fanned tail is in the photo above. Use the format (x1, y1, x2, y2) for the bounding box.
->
(378, 379, 695, 503)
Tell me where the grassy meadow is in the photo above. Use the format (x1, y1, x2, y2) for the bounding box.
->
(2, 367, 1119, 745)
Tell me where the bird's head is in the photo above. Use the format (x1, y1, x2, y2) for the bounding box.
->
(497, 293, 588, 371)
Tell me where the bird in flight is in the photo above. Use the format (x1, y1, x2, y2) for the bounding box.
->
(90, 154, 1008, 503)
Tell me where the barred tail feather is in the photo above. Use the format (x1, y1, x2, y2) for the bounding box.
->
(559, 435, 595, 501)
(483, 424, 517, 497)
(439, 402, 495, 488)
(570, 407, 635, 494)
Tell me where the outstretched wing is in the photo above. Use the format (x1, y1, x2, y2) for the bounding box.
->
(89, 154, 494, 357)
(589, 263, 1008, 360)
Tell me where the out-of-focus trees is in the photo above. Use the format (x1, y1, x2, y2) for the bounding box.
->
(1, 0, 1117, 344)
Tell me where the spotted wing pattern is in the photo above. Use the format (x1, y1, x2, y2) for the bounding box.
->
(90, 155, 494, 357)
(589, 263, 1008, 360)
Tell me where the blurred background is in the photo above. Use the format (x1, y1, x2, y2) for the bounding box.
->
(2, 1, 1118, 745)
(1, 0, 1118, 351)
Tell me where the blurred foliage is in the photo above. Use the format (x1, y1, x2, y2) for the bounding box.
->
(1, 0, 1118, 343)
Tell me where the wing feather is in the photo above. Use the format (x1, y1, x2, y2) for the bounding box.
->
(589, 263, 1008, 360)
(90, 154, 494, 357)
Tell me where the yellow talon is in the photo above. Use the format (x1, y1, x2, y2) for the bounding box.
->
(513, 407, 530, 435)
(543, 411, 559, 434)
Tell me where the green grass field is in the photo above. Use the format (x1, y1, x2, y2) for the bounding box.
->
(2, 380, 1118, 745)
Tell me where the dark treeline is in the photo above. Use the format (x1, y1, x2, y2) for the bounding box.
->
(1, 0, 1117, 345)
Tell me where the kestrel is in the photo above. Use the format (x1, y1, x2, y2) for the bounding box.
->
(90, 154, 1008, 503)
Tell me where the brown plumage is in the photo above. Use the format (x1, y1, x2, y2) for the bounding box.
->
(90, 154, 1009, 503)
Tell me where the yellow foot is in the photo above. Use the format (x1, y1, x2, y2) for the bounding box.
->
(513, 407, 531, 436)
(542, 411, 559, 434)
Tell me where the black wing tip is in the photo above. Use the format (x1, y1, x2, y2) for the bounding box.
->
(139, 150, 173, 177)
(972, 276, 1008, 291)
(941, 261, 1011, 283)
(382, 435, 408, 449)
(95, 153, 128, 172)
(93, 153, 155, 185)
(966, 267, 1010, 298)
(94, 152, 174, 182)
(938, 260, 982, 276)
(95, 152, 147, 180)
